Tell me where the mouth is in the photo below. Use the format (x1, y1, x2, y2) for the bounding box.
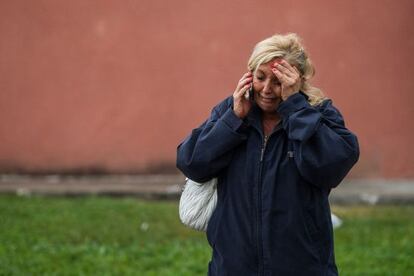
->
(258, 94, 277, 102)
(258, 93, 276, 99)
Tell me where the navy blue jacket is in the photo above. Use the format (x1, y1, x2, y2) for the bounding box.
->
(177, 92, 359, 276)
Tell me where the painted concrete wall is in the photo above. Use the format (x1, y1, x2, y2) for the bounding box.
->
(0, 0, 413, 177)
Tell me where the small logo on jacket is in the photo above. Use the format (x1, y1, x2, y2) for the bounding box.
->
(287, 151, 294, 158)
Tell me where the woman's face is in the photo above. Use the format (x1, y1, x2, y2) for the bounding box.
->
(253, 60, 283, 114)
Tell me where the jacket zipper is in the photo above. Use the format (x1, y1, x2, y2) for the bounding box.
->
(260, 135, 269, 162)
(257, 134, 269, 275)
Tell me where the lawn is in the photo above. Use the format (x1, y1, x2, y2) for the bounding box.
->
(0, 195, 413, 275)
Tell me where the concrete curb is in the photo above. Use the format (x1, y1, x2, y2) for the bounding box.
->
(330, 179, 414, 205)
(0, 174, 184, 200)
(1, 174, 414, 204)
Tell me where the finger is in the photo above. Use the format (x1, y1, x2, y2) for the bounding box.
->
(273, 62, 291, 75)
(275, 63, 297, 79)
(239, 74, 252, 83)
(279, 69, 297, 82)
(279, 60, 296, 73)
(240, 83, 252, 94)
(234, 83, 251, 98)
(292, 65, 300, 74)
(273, 68, 296, 86)
(279, 61, 300, 79)
(283, 76, 296, 86)
(237, 77, 252, 90)
(238, 72, 252, 85)
(285, 63, 300, 74)
(272, 68, 288, 82)
(239, 72, 252, 82)
(237, 82, 252, 96)
(278, 66, 300, 83)
(271, 57, 283, 66)
(291, 66, 302, 80)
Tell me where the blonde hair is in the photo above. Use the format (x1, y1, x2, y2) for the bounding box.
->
(247, 33, 326, 106)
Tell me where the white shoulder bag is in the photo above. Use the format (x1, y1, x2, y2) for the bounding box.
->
(179, 177, 218, 232)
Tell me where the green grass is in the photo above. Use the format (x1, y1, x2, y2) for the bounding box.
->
(333, 205, 414, 275)
(0, 195, 413, 275)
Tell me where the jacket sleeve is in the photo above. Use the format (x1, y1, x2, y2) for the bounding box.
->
(176, 98, 248, 182)
(277, 92, 359, 190)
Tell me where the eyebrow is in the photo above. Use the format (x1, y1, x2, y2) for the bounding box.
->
(255, 69, 280, 81)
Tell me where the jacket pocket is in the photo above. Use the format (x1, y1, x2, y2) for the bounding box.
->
(303, 207, 330, 265)
(304, 208, 321, 242)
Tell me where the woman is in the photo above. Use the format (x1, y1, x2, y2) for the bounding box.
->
(176, 33, 359, 276)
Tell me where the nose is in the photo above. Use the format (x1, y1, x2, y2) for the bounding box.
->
(262, 80, 273, 94)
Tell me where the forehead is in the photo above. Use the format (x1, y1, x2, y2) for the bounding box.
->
(255, 62, 274, 75)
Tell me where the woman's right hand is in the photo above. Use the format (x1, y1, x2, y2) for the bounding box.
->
(233, 72, 253, 119)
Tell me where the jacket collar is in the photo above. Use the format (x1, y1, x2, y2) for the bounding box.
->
(245, 102, 283, 138)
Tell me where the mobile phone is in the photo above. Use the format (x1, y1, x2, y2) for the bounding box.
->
(244, 78, 254, 101)
(248, 83, 254, 102)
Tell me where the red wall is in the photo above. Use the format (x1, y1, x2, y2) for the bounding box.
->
(0, 0, 413, 177)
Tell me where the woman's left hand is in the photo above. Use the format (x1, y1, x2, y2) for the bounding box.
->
(271, 60, 302, 101)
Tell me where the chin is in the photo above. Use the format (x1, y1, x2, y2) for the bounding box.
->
(256, 99, 281, 114)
